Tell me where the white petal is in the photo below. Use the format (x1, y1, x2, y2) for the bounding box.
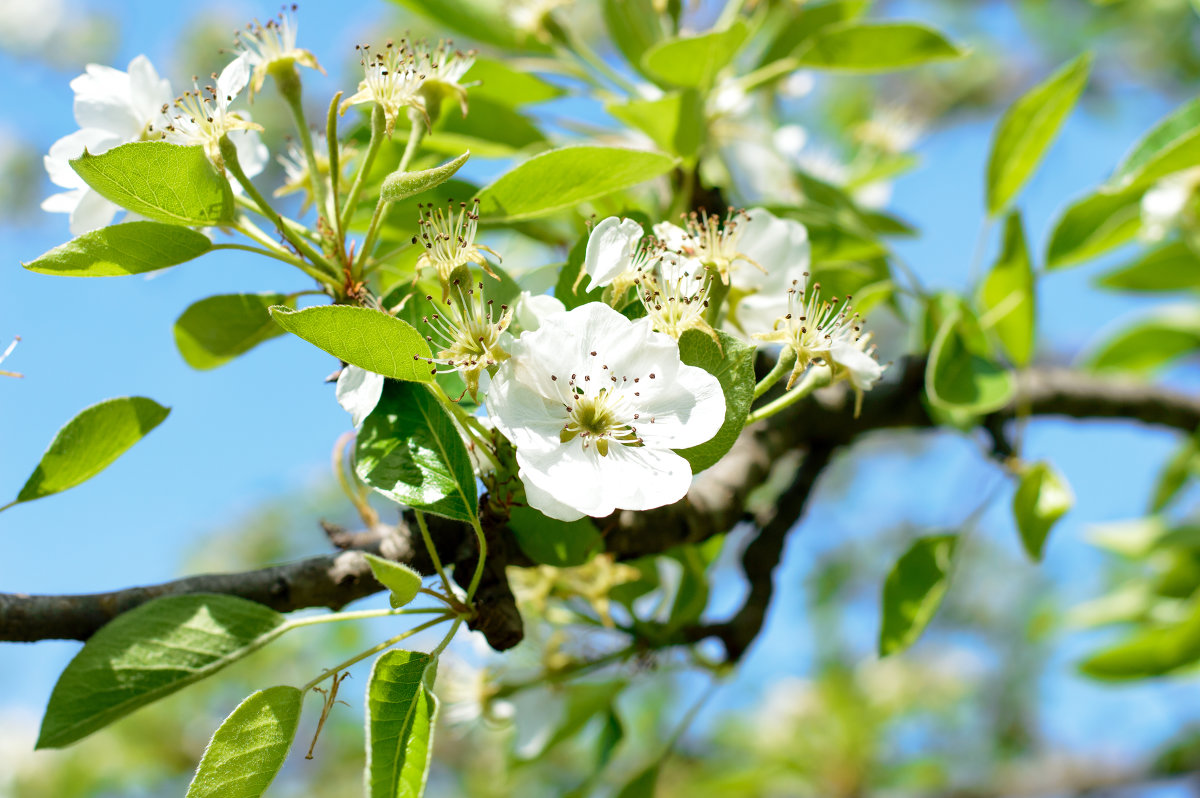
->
(41, 187, 84, 214)
(514, 291, 565, 332)
(485, 367, 567, 453)
(68, 188, 119, 234)
(652, 221, 689, 251)
(633, 362, 725, 449)
(521, 476, 587, 522)
(126, 54, 172, 126)
(217, 55, 252, 103)
(583, 216, 644, 291)
(733, 208, 809, 292)
(336, 366, 384, 427)
(230, 127, 269, 179)
(831, 341, 883, 391)
(71, 64, 139, 137)
(45, 129, 122, 187)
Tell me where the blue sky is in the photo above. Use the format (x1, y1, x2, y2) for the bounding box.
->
(1, 0, 1198, 782)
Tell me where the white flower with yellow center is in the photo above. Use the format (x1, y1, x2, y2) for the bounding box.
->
(420, 280, 513, 401)
(42, 54, 173, 234)
(340, 39, 475, 135)
(634, 251, 719, 344)
(413, 199, 501, 287)
(485, 302, 724, 521)
(233, 5, 323, 100)
(165, 55, 267, 175)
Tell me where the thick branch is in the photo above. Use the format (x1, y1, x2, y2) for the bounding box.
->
(2, 362, 1195, 646)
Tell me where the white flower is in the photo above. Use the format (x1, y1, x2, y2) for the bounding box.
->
(485, 303, 725, 521)
(274, 133, 349, 211)
(42, 54, 173, 234)
(514, 291, 565, 332)
(340, 39, 475, 135)
(165, 55, 268, 176)
(420, 279, 513, 400)
(772, 124, 808, 161)
(1141, 167, 1200, 242)
(336, 365, 384, 427)
(779, 70, 815, 99)
(232, 5, 323, 100)
(855, 105, 924, 154)
(414, 198, 501, 288)
(634, 250, 718, 343)
(582, 216, 659, 296)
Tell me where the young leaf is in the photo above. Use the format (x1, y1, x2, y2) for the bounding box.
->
(365, 650, 439, 798)
(925, 311, 1016, 414)
(1097, 241, 1200, 292)
(463, 56, 565, 106)
(475, 146, 678, 222)
(381, 150, 470, 203)
(606, 91, 705, 160)
(390, 0, 550, 51)
(675, 329, 756, 473)
(1012, 461, 1073, 560)
(1150, 432, 1200, 513)
(978, 211, 1036, 366)
(509, 506, 603, 567)
(424, 97, 546, 159)
(879, 534, 959, 656)
(356, 380, 478, 522)
(185, 686, 303, 798)
(614, 764, 661, 798)
(1109, 96, 1200, 191)
(37, 594, 285, 748)
(1079, 599, 1200, 680)
(23, 222, 212, 277)
(1085, 306, 1200, 375)
(71, 141, 234, 226)
(270, 305, 433, 383)
(175, 293, 290, 370)
(641, 21, 749, 89)
(10, 397, 169, 508)
(758, 0, 870, 65)
(986, 53, 1091, 215)
(363, 553, 424, 608)
(794, 22, 964, 72)
(603, 0, 664, 78)
(1045, 185, 1144, 269)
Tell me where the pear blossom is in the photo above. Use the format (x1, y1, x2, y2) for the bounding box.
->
(514, 291, 565, 332)
(165, 55, 268, 176)
(340, 39, 475, 135)
(438, 658, 512, 727)
(420, 280, 513, 400)
(485, 302, 724, 521)
(413, 199, 501, 287)
(336, 365, 384, 427)
(634, 250, 719, 344)
(232, 4, 323, 100)
(42, 55, 173, 234)
(581, 216, 661, 297)
(274, 133, 349, 210)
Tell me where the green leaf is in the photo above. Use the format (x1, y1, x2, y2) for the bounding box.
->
(11, 397, 169, 507)
(387, 0, 549, 51)
(878, 534, 958, 656)
(925, 310, 1016, 414)
(1151, 432, 1200, 513)
(985, 53, 1091, 215)
(794, 22, 964, 72)
(603, 0, 664, 77)
(356, 380, 478, 522)
(607, 91, 705, 160)
(1080, 599, 1200, 680)
(510, 506, 603, 567)
(365, 650, 439, 798)
(1085, 306, 1200, 375)
(463, 56, 564, 106)
(23, 222, 212, 277)
(363, 553, 424, 609)
(614, 764, 661, 798)
(1046, 185, 1145, 269)
(1097, 241, 1200, 292)
(175, 293, 290, 371)
(675, 329, 755, 473)
(555, 232, 604, 310)
(381, 151, 470, 203)
(642, 21, 749, 89)
(185, 686, 302, 798)
(71, 141, 233, 226)
(475, 146, 678, 222)
(37, 594, 285, 748)
(270, 305, 433, 383)
(759, 0, 871, 65)
(665, 537, 723, 632)
(424, 98, 547, 159)
(1013, 461, 1073, 560)
(1109, 96, 1200, 190)
(978, 211, 1036, 366)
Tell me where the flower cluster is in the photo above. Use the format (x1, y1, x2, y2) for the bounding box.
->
(232, 4, 323, 100)
(340, 38, 475, 135)
(163, 56, 266, 173)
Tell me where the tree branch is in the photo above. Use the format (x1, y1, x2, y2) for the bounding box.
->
(2, 361, 1196, 647)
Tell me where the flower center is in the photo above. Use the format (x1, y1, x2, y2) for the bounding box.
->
(559, 387, 640, 457)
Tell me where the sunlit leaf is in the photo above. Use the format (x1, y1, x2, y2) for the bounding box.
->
(363, 553, 424, 608)
(1013, 461, 1073, 560)
(978, 211, 1035, 366)
(175, 294, 290, 370)
(270, 305, 433, 383)
(23, 222, 212, 277)
(794, 22, 964, 72)
(365, 650, 439, 798)
(676, 330, 755, 473)
(879, 534, 958, 656)
(185, 686, 302, 798)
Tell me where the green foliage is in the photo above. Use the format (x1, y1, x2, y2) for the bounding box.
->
(642, 21, 749, 89)
(673, 330, 755, 473)
(555, 232, 604, 310)
(269, 305, 433, 382)
(10, 397, 169, 508)
(381, 151, 469, 202)
(1080, 599, 1200, 680)
(925, 309, 1016, 414)
(509, 506, 603, 567)
(175, 293, 290, 370)
(71, 141, 233, 226)
(388, 0, 548, 51)
(985, 53, 1091, 215)
(978, 211, 1035, 366)
(475, 146, 678, 221)
(879, 534, 959, 656)
(1097, 241, 1200, 292)
(363, 553, 424, 608)
(1085, 306, 1200, 375)
(1151, 432, 1200, 513)
(794, 22, 964, 71)
(38, 595, 285, 748)
(1109, 96, 1200, 190)
(606, 91, 705, 160)
(355, 380, 478, 522)
(463, 56, 564, 106)
(603, 0, 664, 77)
(1045, 185, 1145, 269)
(23, 222, 212, 277)
(185, 686, 303, 798)
(1013, 461, 1073, 560)
(365, 650, 439, 798)
(758, 0, 871, 65)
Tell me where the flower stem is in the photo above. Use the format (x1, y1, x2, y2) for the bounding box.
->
(354, 117, 425, 279)
(415, 510, 456, 599)
(744, 364, 832, 425)
(753, 347, 797, 400)
(339, 105, 386, 235)
(301, 614, 453, 693)
(430, 618, 463, 657)
(285, 606, 451, 631)
(466, 514, 488, 603)
(276, 64, 332, 224)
